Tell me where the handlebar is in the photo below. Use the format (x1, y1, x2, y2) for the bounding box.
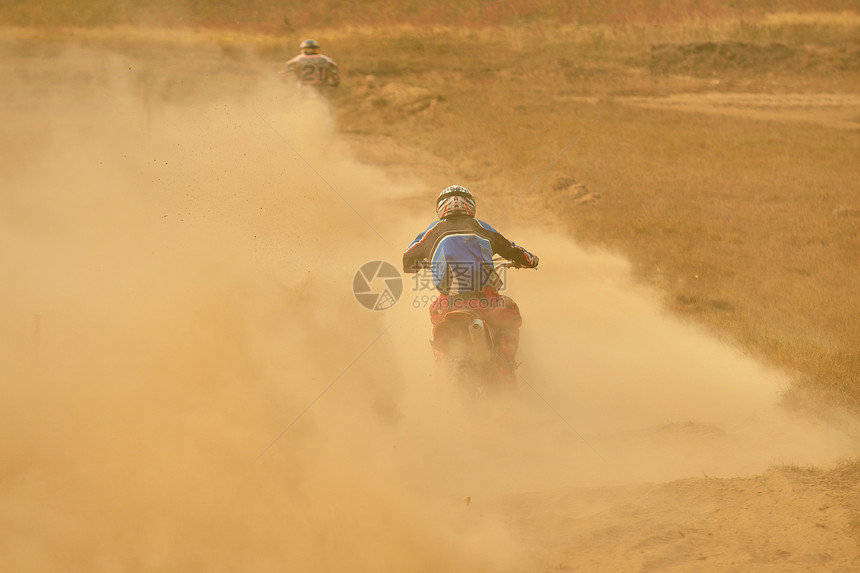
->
(416, 258, 535, 270)
(492, 257, 535, 270)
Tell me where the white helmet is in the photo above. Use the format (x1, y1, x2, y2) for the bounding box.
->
(436, 185, 476, 219)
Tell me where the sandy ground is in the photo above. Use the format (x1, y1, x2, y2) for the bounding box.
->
(1, 43, 859, 572)
(551, 93, 860, 130)
(618, 93, 860, 131)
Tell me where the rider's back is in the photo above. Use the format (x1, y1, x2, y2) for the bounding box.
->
(283, 53, 339, 86)
(403, 215, 535, 294)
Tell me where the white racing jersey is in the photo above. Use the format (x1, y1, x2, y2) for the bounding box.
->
(280, 54, 340, 87)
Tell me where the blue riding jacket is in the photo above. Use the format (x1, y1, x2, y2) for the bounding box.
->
(402, 215, 537, 294)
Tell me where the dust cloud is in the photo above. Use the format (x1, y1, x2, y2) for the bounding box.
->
(1, 48, 857, 571)
(0, 54, 522, 572)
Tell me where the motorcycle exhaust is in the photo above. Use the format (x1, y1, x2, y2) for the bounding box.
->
(468, 318, 493, 359)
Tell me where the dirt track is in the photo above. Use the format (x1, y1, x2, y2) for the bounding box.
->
(615, 93, 860, 131)
(495, 467, 860, 571)
(552, 92, 860, 130)
(1, 35, 860, 572)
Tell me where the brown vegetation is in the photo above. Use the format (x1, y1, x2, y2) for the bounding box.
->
(4, 0, 860, 30)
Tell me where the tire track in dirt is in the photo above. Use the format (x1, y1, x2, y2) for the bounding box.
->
(615, 93, 860, 130)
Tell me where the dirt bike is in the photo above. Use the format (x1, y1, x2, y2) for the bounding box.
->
(429, 258, 529, 395)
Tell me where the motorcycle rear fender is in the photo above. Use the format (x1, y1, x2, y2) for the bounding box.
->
(433, 309, 496, 360)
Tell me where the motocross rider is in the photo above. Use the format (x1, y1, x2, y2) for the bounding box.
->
(278, 39, 341, 89)
(402, 185, 539, 366)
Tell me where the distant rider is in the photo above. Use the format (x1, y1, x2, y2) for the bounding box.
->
(278, 39, 340, 89)
(402, 185, 539, 367)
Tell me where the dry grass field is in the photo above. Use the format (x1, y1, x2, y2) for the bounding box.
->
(2, 2, 860, 572)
